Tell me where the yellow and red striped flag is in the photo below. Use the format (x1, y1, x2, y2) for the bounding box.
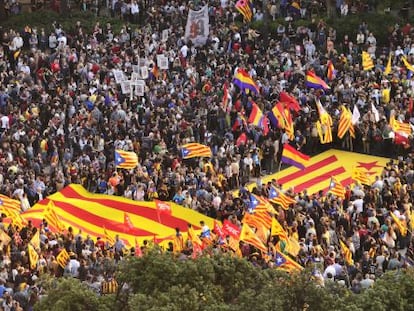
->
(274, 251, 303, 273)
(328, 177, 346, 199)
(28, 244, 39, 270)
(181, 143, 212, 159)
(352, 167, 371, 185)
(114, 150, 138, 169)
(338, 106, 355, 139)
(268, 186, 296, 210)
(56, 248, 70, 269)
(362, 51, 374, 71)
(239, 224, 267, 253)
(339, 240, 354, 265)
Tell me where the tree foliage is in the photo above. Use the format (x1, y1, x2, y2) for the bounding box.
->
(34, 252, 414, 311)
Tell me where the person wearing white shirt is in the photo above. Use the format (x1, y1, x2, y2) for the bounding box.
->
(180, 44, 189, 58)
(130, 1, 139, 24)
(395, 46, 404, 57)
(352, 196, 364, 214)
(10, 33, 23, 51)
(0, 114, 9, 131)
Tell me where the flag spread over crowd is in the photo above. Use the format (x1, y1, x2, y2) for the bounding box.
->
(2, 0, 414, 308)
(16, 184, 215, 246)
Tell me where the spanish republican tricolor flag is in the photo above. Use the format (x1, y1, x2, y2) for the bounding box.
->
(248, 102, 264, 127)
(281, 144, 310, 170)
(181, 143, 212, 159)
(233, 68, 259, 95)
(115, 150, 138, 169)
(305, 71, 330, 90)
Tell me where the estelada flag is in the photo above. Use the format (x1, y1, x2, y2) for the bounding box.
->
(270, 218, 288, 242)
(155, 199, 172, 215)
(274, 251, 303, 273)
(239, 224, 267, 253)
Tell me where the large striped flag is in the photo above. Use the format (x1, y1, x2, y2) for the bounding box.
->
(281, 144, 310, 170)
(239, 224, 267, 253)
(235, 0, 252, 22)
(115, 150, 138, 169)
(339, 240, 354, 266)
(248, 102, 264, 127)
(274, 251, 303, 273)
(233, 68, 259, 94)
(390, 212, 407, 237)
(56, 248, 70, 269)
(337, 106, 355, 139)
(352, 167, 371, 185)
(19, 184, 215, 248)
(305, 71, 330, 90)
(181, 143, 212, 159)
(268, 186, 296, 210)
(362, 51, 374, 71)
(327, 177, 345, 199)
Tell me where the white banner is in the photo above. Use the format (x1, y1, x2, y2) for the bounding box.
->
(184, 5, 209, 47)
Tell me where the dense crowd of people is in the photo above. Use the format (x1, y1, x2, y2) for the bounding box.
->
(0, 0, 413, 308)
